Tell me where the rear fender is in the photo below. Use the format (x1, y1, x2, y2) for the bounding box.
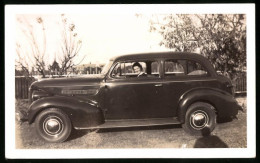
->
(28, 96, 105, 128)
(178, 88, 239, 123)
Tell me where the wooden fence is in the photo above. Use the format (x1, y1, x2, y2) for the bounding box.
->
(15, 75, 247, 99)
(15, 77, 36, 99)
(233, 73, 247, 94)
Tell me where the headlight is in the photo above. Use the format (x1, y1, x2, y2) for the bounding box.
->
(32, 90, 51, 101)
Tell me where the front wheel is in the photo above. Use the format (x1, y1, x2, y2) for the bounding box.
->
(182, 102, 216, 136)
(35, 108, 72, 143)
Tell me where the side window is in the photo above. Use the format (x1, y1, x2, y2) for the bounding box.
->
(164, 59, 208, 77)
(151, 62, 159, 75)
(111, 61, 159, 78)
(129, 62, 146, 76)
(187, 60, 208, 76)
(165, 60, 185, 77)
(111, 63, 122, 77)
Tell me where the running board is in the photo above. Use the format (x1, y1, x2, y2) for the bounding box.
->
(75, 117, 180, 130)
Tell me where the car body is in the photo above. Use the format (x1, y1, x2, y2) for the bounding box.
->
(24, 52, 240, 142)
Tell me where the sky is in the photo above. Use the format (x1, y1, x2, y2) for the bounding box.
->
(16, 13, 168, 68)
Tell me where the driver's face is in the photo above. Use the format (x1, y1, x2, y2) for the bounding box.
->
(133, 66, 141, 73)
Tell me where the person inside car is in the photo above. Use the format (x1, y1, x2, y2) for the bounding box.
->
(132, 62, 146, 77)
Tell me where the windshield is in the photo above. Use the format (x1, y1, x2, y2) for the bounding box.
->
(101, 60, 114, 75)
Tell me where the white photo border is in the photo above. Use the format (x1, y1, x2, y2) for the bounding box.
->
(5, 4, 256, 158)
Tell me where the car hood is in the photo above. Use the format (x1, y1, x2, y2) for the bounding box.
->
(30, 74, 105, 96)
(32, 74, 104, 87)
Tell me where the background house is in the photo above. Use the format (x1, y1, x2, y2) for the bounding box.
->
(75, 63, 105, 75)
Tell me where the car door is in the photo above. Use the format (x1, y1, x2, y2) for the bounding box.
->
(162, 59, 214, 117)
(104, 60, 167, 120)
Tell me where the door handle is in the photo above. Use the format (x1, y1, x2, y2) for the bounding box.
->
(154, 83, 163, 87)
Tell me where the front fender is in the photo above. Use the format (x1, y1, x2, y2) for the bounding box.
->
(178, 88, 240, 123)
(28, 96, 105, 128)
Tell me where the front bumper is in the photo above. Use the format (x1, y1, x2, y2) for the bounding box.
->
(16, 110, 28, 122)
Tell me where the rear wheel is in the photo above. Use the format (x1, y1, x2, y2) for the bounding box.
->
(182, 102, 216, 136)
(35, 108, 72, 143)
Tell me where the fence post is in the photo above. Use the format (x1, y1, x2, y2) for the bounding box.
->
(234, 73, 246, 94)
(15, 77, 36, 99)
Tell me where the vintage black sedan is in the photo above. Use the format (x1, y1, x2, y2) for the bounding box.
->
(24, 52, 240, 142)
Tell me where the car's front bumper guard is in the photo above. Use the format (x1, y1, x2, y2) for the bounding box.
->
(16, 110, 28, 122)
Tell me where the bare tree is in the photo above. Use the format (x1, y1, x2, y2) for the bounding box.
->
(15, 43, 30, 77)
(17, 16, 47, 78)
(58, 14, 85, 75)
(17, 15, 86, 77)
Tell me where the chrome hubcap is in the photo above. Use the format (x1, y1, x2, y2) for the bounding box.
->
(190, 110, 209, 130)
(43, 116, 63, 136)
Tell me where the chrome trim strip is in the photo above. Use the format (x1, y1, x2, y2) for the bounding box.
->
(105, 79, 217, 86)
(162, 79, 217, 84)
(43, 84, 100, 87)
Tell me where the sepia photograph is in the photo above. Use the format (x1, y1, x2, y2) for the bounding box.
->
(5, 4, 255, 158)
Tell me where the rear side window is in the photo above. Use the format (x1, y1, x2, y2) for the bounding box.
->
(164, 59, 208, 77)
(187, 60, 208, 76)
(165, 60, 185, 76)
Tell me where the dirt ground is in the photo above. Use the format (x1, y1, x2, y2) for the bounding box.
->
(15, 97, 247, 149)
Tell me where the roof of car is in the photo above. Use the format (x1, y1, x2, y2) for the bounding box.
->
(111, 51, 207, 62)
(111, 52, 216, 76)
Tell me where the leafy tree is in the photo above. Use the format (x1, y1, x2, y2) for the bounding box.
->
(48, 60, 60, 76)
(150, 14, 246, 75)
